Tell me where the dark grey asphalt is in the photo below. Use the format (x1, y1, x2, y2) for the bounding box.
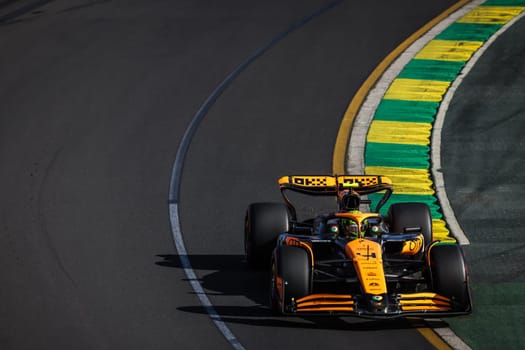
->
(442, 15, 525, 350)
(0, 0, 457, 349)
(178, 0, 457, 349)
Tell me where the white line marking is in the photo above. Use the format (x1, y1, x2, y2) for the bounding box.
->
(429, 321, 473, 350)
(167, 3, 342, 348)
(169, 203, 245, 349)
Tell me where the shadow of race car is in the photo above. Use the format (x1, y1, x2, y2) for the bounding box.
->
(244, 175, 472, 318)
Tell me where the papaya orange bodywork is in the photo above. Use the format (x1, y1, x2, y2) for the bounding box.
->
(398, 292, 452, 311)
(275, 276, 283, 299)
(345, 239, 387, 295)
(284, 237, 314, 266)
(295, 294, 355, 313)
(400, 234, 424, 255)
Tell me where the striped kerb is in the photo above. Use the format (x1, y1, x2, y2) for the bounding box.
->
(364, 0, 525, 241)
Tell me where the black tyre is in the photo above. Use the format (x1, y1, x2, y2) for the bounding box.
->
(388, 202, 433, 247)
(429, 244, 471, 311)
(271, 245, 311, 314)
(245, 202, 289, 268)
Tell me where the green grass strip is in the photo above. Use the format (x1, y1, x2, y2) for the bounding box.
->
(365, 142, 429, 169)
(447, 282, 525, 350)
(483, 0, 525, 5)
(398, 59, 466, 81)
(369, 193, 443, 218)
(436, 22, 503, 41)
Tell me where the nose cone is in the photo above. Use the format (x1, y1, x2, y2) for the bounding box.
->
(345, 239, 387, 295)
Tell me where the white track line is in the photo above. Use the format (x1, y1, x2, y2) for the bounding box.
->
(169, 203, 245, 349)
(167, 2, 342, 349)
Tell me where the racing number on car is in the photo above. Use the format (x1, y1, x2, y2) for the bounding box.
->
(355, 244, 377, 260)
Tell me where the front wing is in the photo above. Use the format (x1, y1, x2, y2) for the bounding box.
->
(284, 292, 471, 318)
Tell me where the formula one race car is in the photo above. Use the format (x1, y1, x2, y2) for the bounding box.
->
(244, 175, 472, 318)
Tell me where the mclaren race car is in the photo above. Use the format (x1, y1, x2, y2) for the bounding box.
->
(244, 175, 472, 318)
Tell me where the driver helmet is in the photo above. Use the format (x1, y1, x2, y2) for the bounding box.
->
(361, 219, 380, 236)
(341, 219, 359, 238)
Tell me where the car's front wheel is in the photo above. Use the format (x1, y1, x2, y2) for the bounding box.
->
(388, 202, 433, 247)
(271, 245, 311, 314)
(245, 202, 289, 269)
(428, 244, 471, 312)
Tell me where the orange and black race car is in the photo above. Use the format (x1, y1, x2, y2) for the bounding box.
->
(244, 175, 472, 318)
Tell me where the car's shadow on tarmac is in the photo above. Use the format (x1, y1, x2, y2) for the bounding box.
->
(155, 254, 451, 331)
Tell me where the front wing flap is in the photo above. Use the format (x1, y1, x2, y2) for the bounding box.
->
(286, 292, 470, 318)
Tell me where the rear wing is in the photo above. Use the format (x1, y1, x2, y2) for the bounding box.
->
(278, 175, 393, 220)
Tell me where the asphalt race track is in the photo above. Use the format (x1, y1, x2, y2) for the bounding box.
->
(0, 0, 488, 349)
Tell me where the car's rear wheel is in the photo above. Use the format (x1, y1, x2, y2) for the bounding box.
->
(388, 202, 433, 247)
(271, 245, 311, 314)
(428, 244, 471, 311)
(245, 202, 289, 269)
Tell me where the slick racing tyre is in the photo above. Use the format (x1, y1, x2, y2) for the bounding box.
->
(271, 245, 311, 314)
(388, 202, 433, 247)
(429, 244, 471, 312)
(245, 202, 289, 269)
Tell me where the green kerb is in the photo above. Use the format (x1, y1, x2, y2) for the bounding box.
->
(374, 99, 440, 123)
(365, 142, 429, 169)
(483, 0, 525, 5)
(398, 59, 465, 81)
